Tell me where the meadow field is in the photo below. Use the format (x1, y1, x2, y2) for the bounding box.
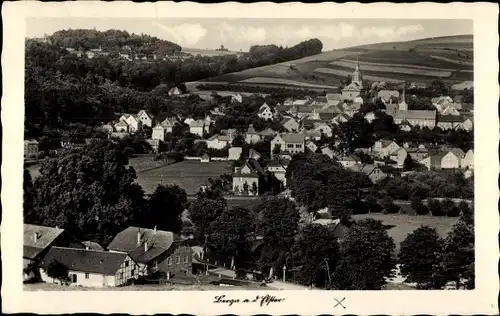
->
(352, 213, 459, 252)
(183, 47, 244, 57)
(136, 160, 233, 195)
(199, 35, 473, 89)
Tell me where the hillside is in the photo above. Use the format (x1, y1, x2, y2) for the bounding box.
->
(195, 35, 473, 90)
(47, 29, 182, 55)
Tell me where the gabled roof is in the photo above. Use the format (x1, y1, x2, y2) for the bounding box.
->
(115, 120, 129, 127)
(394, 110, 436, 121)
(314, 96, 328, 104)
(449, 147, 466, 158)
(248, 148, 262, 158)
(107, 226, 179, 254)
(189, 120, 205, 127)
(326, 93, 343, 102)
(39, 247, 129, 276)
(438, 115, 465, 123)
(246, 124, 258, 135)
(259, 127, 276, 136)
(281, 117, 298, 125)
(208, 134, 231, 142)
(280, 133, 306, 143)
(359, 164, 383, 175)
(24, 224, 65, 257)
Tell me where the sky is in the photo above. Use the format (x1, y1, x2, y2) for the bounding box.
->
(26, 18, 473, 52)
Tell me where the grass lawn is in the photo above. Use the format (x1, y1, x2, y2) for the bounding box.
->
(352, 214, 459, 252)
(24, 282, 262, 291)
(136, 160, 233, 195)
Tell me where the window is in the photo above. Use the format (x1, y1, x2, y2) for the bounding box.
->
(153, 260, 158, 269)
(125, 261, 129, 267)
(72, 274, 77, 283)
(176, 256, 181, 264)
(85, 273, 89, 279)
(295, 144, 302, 148)
(287, 144, 293, 148)
(168, 258, 172, 266)
(184, 256, 188, 264)
(131, 269, 135, 276)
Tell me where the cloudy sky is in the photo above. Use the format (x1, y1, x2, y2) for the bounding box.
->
(26, 18, 472, 51)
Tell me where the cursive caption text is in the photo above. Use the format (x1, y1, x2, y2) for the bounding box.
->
(213, 294, 285, 307)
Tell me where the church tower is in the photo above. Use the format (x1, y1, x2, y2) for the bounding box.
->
(399, 85, 408, 111)
(352, 57, 363, 86)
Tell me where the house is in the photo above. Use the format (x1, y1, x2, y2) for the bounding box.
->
(281, 117, 300, 132)
(461, 116, 474, 131)
(341, 61, 363, 100)
(259, 127, 277, 138)
(228, 147, 243, 161)
(437, 115, 466, 130)
(462, 149, 474, 169)
(107, 226, 193, 278)
(372, 139, 400, 158)
(232, 159, 263, 195)
(245, 124, 262, 144)
(265, 159, 288, 187)
(146, 139, 161, 152)
(393, 110, 436, 129)
(321, 145, 336, 159)
(125, 114, 142, 133)
(23, 224, 85, 280)
(24, 140, 39, 159)
(358, 164, 388, 183)
(312, 96, 328, 107)
(152, 125, 167, 142)
(231, 93, 243, 103)
(184, 117, 195, 126)
(258, 103, 274, 120)
(39, 247, 139, 287)
(168, 87, 183, 96)
(137, 110, 155, 128)
(440, 105, 461, 116)
(389, 147, 408, 168)
(114, 120, 129, 133)
(406, 147, 429, 162)
(206, 134, 231, 150)
(313, 122, 333, 137)
(326, 93, 343, 106)
(102, 122, 115, 133)
(248, 149, 262, 160)
(201, 153, 210, 163)
(189, 120, 205, 137)
(306, 140, 318, 153)
(442, 148, 466, 169)
(270, 133, 305, 158)
(333, 152, 361, 168)
(331, 113, 350, 125)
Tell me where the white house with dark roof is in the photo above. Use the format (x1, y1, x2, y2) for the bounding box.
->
(245, 124, 262, 144)
(114, 120, 130, 133)
(265, 159, 288, 187)
(270, 133, 305, 158)
(372, 139, 401, 158)
(462, 149, 474, 169)
(232, 159, 263, 195)
(39, 247, 139, 287)
(23, 224, 85, 280)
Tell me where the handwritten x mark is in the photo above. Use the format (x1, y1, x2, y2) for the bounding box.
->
(334, 297, 346, 309)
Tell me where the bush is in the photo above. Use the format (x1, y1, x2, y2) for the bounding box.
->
(235, 268, 248, 280)
(428, 199, 446, 216)
(411, 196, 429, 215)
(381, 196, 399, 214)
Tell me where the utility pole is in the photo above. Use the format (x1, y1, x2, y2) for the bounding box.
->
(324, 258, 332, 289)
(204, 234, 209, 276)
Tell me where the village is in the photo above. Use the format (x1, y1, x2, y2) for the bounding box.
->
(23, 59, 475, 291)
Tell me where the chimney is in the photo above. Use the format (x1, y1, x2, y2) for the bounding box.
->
(144, 241, 148, 252)
(33, 232, 38, 242)
(85, 246, 89, 250)
(154, 226, 157, 233)
(137, 231, 141, 246)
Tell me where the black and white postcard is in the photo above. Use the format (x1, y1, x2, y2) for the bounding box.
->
(2, 1, 498, 315)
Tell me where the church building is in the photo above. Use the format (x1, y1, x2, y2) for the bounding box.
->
(342, 59, 364, 100)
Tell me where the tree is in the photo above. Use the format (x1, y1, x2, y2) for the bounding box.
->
(23, 168, 37, 220)
(188, 197, 227, 240)
(46, 260, 70, 284)
(332, 219, 395, 290)
(209, 207, 255, 267)
(28, 140, 146, 245)
(141, 184, 187, 234)
(381, 195, 399, 214)
(441, 217, 474, 289)
(411, 196, 429, 215)
(287, 224, 340, 288)
(256, 197, 300, 274)
(428, 79, 449, 97)
(428, 199, 445, 216)
(399, 226, 446, 289)
(365, 194, 382, 213)
(232, 132, 245, 147)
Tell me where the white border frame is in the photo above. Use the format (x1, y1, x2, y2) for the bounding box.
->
(2, 2, 499, 315)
